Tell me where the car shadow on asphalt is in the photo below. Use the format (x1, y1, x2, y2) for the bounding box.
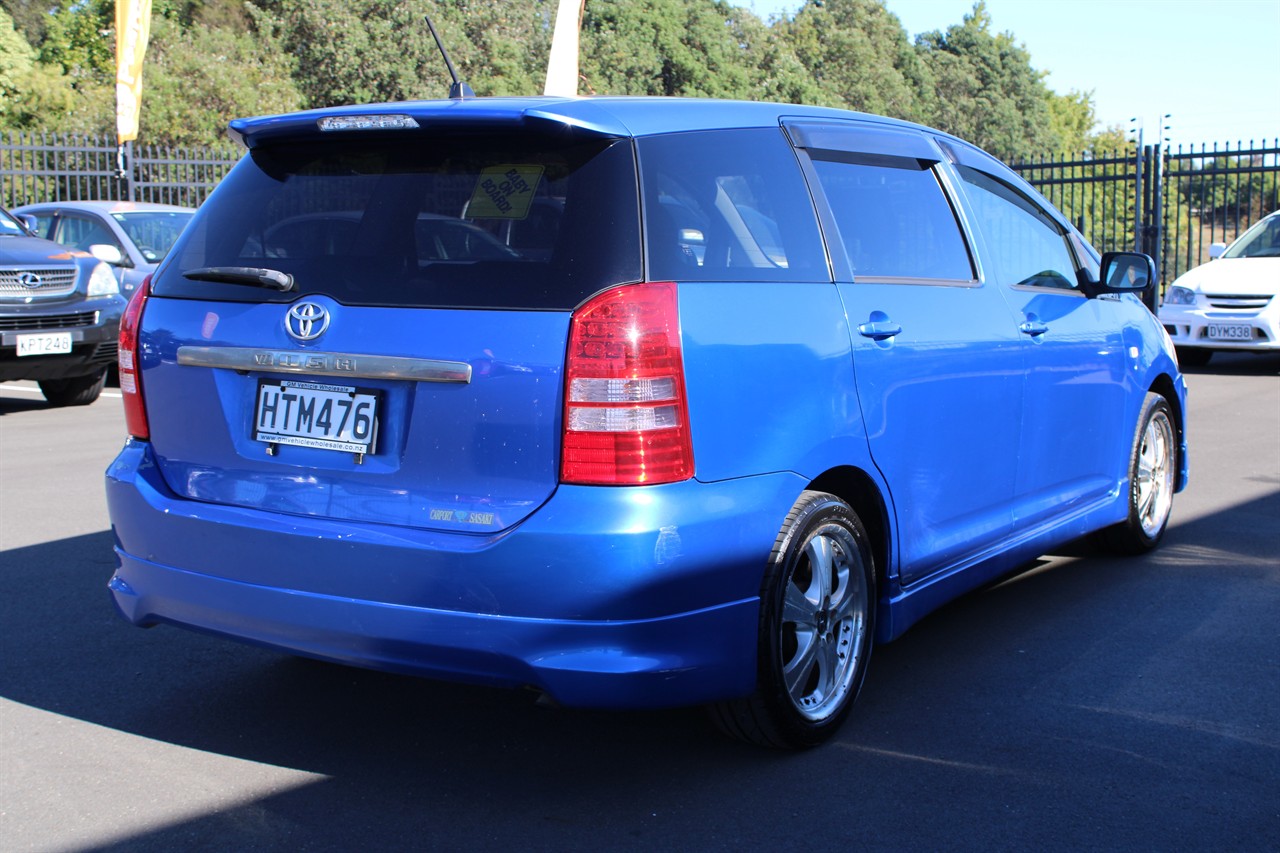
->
(3, 486, 1278, 849)
(1177, 350, 1280, 375)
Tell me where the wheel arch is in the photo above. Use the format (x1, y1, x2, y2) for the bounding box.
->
(1148, 371, 1189, 492)
(806, 466, 892, 599)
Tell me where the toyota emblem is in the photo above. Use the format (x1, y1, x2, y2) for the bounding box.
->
(17, 272, 43, 289)
(285, 302, 330, 342)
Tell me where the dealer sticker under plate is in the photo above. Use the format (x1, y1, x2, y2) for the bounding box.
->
(254, 379, 379, 455)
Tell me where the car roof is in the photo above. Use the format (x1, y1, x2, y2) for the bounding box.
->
(13, 200, 195, 214)
(228, 95, 936, 149)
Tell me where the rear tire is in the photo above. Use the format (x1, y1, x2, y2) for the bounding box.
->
(710, 491, 875, 748)
(39, 368, 107, 407)
(1094, 393, 1177, 554)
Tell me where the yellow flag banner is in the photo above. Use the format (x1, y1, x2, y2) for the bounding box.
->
(115, 0, 152, 145)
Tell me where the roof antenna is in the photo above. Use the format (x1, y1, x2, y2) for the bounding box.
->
(425, 16, 475, 100)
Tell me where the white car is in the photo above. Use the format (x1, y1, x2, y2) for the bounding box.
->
(1159, 210, 1280, 365)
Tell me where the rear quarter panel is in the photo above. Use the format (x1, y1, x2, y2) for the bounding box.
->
(678, 280, 874, 485)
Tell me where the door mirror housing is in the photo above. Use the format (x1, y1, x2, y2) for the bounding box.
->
(1208, 242, 1228, 259)
(89, 243, 129, 267)
(1084, 251, 1155, 298)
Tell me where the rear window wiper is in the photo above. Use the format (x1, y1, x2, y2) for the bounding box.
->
(183, 266, 295, 292)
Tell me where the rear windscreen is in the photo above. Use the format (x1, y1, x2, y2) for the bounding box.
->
(152, 134, 642, 310)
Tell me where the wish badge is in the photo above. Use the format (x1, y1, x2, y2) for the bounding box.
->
(468, 165, 544, 219)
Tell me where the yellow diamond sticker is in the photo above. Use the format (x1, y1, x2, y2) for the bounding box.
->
(467, 165, 544, 220)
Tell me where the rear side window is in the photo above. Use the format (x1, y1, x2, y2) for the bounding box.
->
(809, 156, 974, 282)
(57, 214, 120, 254)
(153, 134, 642, 310)
(638, 128, 827, 282)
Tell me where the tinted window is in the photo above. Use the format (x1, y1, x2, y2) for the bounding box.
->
(638, 129, 827, 282)
(56, 214, 120, 253)
(153, 135, 641, 310)
(1224, 214, 1280, 258)
(0, 209, 23, 236)
(958, 166, 1079, 290)
(114, 211, 193, 262)
(18, 213, 54, 239)
(810, 156, 973, 281)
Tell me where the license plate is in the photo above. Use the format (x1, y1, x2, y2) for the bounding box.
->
(254, 379, 379, 455)
(16, 332, 72, 357)
(1207, 323, 1252, 341)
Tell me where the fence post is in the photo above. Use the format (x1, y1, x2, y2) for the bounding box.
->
(1133, 134, 1144, 253)
(1149, 142, 1164, 293)
(116, 141, 136, 202)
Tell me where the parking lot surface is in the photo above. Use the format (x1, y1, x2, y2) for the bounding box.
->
(2, 354, 1277, 851)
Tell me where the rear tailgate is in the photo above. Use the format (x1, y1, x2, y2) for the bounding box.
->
(138, 103, 642, 534)
(142, 295, 569, 533)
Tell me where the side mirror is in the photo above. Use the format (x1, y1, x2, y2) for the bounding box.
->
(1208, 242, 1227, 259)
(89, 243, 128, 266)
(1085, 252, 1155, 298)
(15, 214, 38, 234)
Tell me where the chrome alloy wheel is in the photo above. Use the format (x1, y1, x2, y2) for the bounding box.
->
(1136, 408, 1176, 538)
(781, 522, 870, 721)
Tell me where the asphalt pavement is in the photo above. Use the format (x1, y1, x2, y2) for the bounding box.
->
(1, 353, 1277, 852)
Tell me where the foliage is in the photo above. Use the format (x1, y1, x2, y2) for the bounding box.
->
(579, 0, 814, 100)
(0, 0, 1211, 162)
(782, 0, 931, 121)
(913, 2, 1056, 160)
(0, 7, 34, 94)
(37, 0, 114, 84)
(140, 9, 303, 146)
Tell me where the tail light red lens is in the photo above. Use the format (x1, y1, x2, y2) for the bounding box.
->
(562, 282, 693, 485)
(119, 276, 151, 440)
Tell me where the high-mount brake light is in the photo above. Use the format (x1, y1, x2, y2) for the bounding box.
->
(562, 282, 694, 485)
(119, 276, 151, 439)
(317, 115, 420, 132)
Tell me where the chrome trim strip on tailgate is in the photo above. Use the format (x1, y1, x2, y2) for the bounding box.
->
(177, 346, 472, 383)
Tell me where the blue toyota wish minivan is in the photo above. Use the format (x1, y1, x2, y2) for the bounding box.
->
(105, 96, 1188, 747)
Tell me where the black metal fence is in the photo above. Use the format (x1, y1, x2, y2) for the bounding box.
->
(0, 131, 240, 210)
(1010, 139, 1279, 285)
(2, 130, 1277, 287)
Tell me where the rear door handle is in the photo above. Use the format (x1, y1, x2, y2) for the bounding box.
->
(858, 318, 903, 341)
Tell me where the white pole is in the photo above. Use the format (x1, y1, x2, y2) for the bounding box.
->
(543, 0, 585, 97)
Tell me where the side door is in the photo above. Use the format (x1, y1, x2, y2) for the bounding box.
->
(947, 154, 1132, 531)
(788, 121, 1026, 586)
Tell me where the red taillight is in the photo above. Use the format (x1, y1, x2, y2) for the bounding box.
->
(119, 276, 151, 439)
(562, 282, 693, 485)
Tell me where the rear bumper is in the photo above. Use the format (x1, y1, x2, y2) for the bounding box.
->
(106, 440, 803, 708)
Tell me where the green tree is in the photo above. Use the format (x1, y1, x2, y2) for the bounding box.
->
(914, 2, 1054, 160)
(782, 0, 931, 121)
(139, 7, 303, 146)
(0, 6, 108, 133)
(0, 6, 34, 93)
(1044, 88, 1096, 154)
(575, 0, 821, 102)
(1, 0, 52, 50)
(269, 0, 551, 109)
(37, 0, 114, 84)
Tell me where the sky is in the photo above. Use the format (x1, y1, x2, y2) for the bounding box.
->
(742, 0, 1280, 150)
